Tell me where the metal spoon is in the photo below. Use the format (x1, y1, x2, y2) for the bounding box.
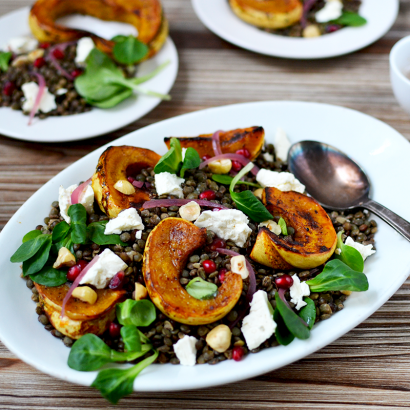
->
(287, 140, 410, 241)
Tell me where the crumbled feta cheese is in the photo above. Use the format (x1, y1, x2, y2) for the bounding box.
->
(345, 236, 376, 261)
(335, 247, 341, 255)
(135, 230, 142, 240)
(154, 172, 185, 199)
(231, 255, 249, 279)
(256, 169, 305, 193)
(75, 37, 95, 65)
(263, 152, 274, 162)
(58, 184, 78, 223)
(289, 275, 310, 310)
(81, 185, 95, 215)
(259, 220, 281, 236)
(173, 335, 198, 366)
(194, 209, 252, 247)
(80, 249, 127, 289)
(182, 147, 187, 161)
(7, 37, 38, 54)
(316, 0, 343, 23)
(56, 88, 68, 95)
(22, 82, 57, 114)
(104, 208, 144, 235)
(274, 127, 291, 161)
(241, 290, 277, 350)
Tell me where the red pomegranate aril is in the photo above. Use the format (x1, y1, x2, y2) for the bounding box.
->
(210, 237, 226, 251)
(231, 160, 242, 172)
(33, 57, 46, 68)
(275, 274, 294, 289)
(3, 81, 15, 96)
(71, 69, 83, 78)
(51, 48, 64, 60)
(202, 154, 212, 161)
(76, 260, 88, 271)
(218, 268, 227, 283)
(127, 176, 136, 183)
(67, 265, 82, 282)
(199, 190, 216, 201)
(235, 148, 250, 158)
(232, 346, 245, 361)
(109, 322, 121, 339)
(39, 42, 51, 49)
(202, 259, 217, 274)
(109, 271, 125, 290)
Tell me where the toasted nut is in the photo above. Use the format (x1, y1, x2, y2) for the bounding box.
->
(72, 286, 98, 304)
(28, 49, 44, 62)
(179, 201, 201, 222)
(208, 159, 232, 174)
(253, 188, 263, 199)
(231, 255, 249, 279)
(114, 179, 135, 195)
(206, 324, 232, 353)
(12, 55, 30, 67)
(259, 220, 281, 236)
(341, 290, 352, 296)
(53, 247, 76, 269)
(303, 24, 321, 38)
(133, 283, 148, 300)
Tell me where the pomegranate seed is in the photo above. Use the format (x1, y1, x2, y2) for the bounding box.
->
(51, 48, 64, 60)
(236, 148, 250, 158)
(109, 322, 121, 339)
(199, 190, 216, 201)
(326, 24, 341, 33)
(209, 237, 226, 251)
(218, 268, 227, 283)
(109, 271, 125, 290)
(39, 42, 51, 49)
(33, 57, 46, 68)
(231, 161, 242, 172)
(71, 69, 83, 78)
(127, 176, 135, 183)
(3, 81, 15, 96)
(202, 259, 217, 274)
(77, 260, 88, 271)
(202, 154, 212, 161)
(232, 346, 245, 361)
(275, 274, 294, 289)
(67, 265, 82, 282)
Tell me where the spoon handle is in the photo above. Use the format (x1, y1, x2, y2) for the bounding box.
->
(363, 199, 410, 242)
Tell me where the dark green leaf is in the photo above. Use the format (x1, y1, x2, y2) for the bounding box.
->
(185, 277, 218, 300)
(306, 259, 369, 292)
(332, 11, 367, 27)
(278, 217, 288, 236)
(298, 298, 316, 330)
(0, 51, 11, 71)
(22, 236, 52, 276)
(154, 137, 183, 174)
(113, 35, 148, 65)
(275, 293, 310, 340)
(274, 308, 295, 346)
(86, 88, 133, 108)
(180, 147, 200, 178)
(52, 221, 71, 243)
(111, 35, 128, 43)
(334, 231, 364, 272)
(68, 204, 88, 244)
(30, 266, 67, 287)
(22, 230, 42, 243)
(10, 234, 50, 263)
(121, 325, 141, 353)
(87, 221, 127, 246)
(212, 174, 260, 188)
(230, 191, 273, 223)
(116, 299, 156, 327)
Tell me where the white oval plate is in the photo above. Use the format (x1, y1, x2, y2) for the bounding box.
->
(0, 8, 179, 142)
(0, 101, 409, 392)
(192, 0, 399, 59)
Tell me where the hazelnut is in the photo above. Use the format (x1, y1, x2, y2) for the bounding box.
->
(253, 188, 263, 199)
(231, 255, 249, 279)
(179, 201, 201, 222)
(72, 286, 98, 304)
(208, 159, 232, 174)
(341, 290, 352, 296)
(206, 324, 232, 353)
(28, 49, 45, 62)
(303, 24, 321, 38)
(114, 179, 135, 195)
(12, 55, 30, 67)
(53, 247, 76, 269)
(133, 283, 148, 300)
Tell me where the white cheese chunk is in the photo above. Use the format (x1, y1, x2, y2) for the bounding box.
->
(104, 208, 144, 235)
(289, 275, 310, 310)
(182, 147, 187, 161)
(154, 172, 185, 199)
(75, 37, 95, 65)
(56, 88, 68, 95)
(316, 0, 343, 23)
(345, 236, 376, 261)
(256, 169, 305, 193)
(274, 127, 291, 162)
(135, 230, 142, 240)
(80, 249, 128, 289)
(259, 220, 281, 236)
(173, 335, 198, 366)
(241, 290, 277, 350)
(22, 82, 57, 114)
(7, 37, 38, 54)
(263, 152, 274, 162)
(194, 209, 252, 248)
(58, 184, 78, 223)
(81, 185, 95, 215)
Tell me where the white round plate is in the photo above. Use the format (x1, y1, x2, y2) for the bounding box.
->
(0, 101, 409, 392)
(192, 0, 399, 59)
(0, 8, 178, 142)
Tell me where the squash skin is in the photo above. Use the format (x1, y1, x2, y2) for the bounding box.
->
(164, 127, 264, 161)
(143, 218, 243, 325)
(92, 145, 161, 218)
(251, 187, 337, 269)
(29, 0, 168, 58)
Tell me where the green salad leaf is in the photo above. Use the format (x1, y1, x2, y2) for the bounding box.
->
(113, 35, 149, 64)
(212, 174, 260, 188)
(185, 277, 218, 300)
(116, 299, 157, 327)
(180, 147, 201, 178)
(10, 234, 50, 263)
(298, 298, 316, 330)
(87, 220, 127, 246)
(278, 217, 288, 236)
(30, 266, 68, 287)
(274, 308, 295, 346)
(154, 137, 183, 174)
(68, 204, 88, 244)
(332, 11, 367, 27)
(52, 221, 71, 243)
(22, 230, 42, 243)
(334, 231, 364, 272)
(121, 325, 141, 353)
(22, 236, 52, 276)
(0, 51, 12, 72)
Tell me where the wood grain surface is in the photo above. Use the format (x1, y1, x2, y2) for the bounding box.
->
(0, 0, 410, 408)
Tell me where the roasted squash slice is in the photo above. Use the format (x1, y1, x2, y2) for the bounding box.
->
(92, 145, 161, 219)
(35, 283, 126, 339)
(229, 0, 303, 29)
(250, 187, 337, 269)
(143, 218, 243, 325)
(164, 127, 265, 161)
(29, 0, 168, 58)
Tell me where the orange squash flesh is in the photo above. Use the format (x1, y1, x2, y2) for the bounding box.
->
(143, 218, 243, 325)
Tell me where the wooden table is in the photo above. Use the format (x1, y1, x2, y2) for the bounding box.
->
(1, 0, 410, 408)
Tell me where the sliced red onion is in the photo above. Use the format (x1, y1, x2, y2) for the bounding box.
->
(71, 178, 91, 205)
(211, 130, 223, 156)
(132, 180, 144, 189)
(28, 72, 46, 126)
(301, 0, 318, 28)
(61, 255, 99, 318)
(142, 199, 228, 210)
(278, 288, 308, 327)
(200, 154, 260, 176)
(47, 42, 77, 80)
